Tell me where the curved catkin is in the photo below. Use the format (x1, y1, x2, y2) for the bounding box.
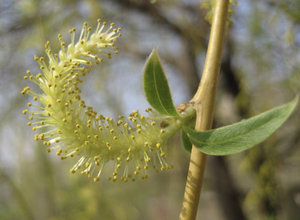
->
(21, 19, 174, 182)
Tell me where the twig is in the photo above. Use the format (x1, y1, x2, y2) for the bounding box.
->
(179, 1, 229, 219)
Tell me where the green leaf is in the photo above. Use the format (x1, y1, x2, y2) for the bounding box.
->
(143, 49, 179, 116)
(185, 96, 298, 156)
(182, 130, 192, 153)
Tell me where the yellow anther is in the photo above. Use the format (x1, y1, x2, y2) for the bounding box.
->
(94, 135, 98, 139)
(22, 109, 28, 115)
(156, 143, 161, 148)
(46, 148, 51, 153)
(109, 129, 114, 134)
(27, 122, 32, 126)
(85, 141, 89, 145)
(39, 134, 45, 140)
(56, 148, 62, 156)
(167, 165, 173, 169)
(94, 177, 99, 182)
(47, 104, 52, 108)
(34, 134, 38, 141)
(160, 129, 165, 134)
(85, 162, 90, 168)
(151, 121, 156, 126)
(27, 103, 32, 107)
(76, 124, 80, 128)
(28, 116, 33, 120)
(55, 139, 60, 143)
(136, 165, 141, 170)
(137, 129, 141, 134)
(70, 169, 76, 174)
(62, 118, 67, 123)
(106, 142, 111, 150)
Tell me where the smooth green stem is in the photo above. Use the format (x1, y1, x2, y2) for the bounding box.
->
(179, 1, 229, 219)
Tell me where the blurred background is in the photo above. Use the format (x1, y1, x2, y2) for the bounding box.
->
(0, 0, 300, 219)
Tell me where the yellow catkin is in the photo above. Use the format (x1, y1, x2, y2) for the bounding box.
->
(22, 19, 174, 183)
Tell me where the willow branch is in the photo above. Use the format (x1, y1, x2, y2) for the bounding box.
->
(179, 1, 229, 219)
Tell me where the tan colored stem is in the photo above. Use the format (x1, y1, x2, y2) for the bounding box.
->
(179, 1, 229, 219)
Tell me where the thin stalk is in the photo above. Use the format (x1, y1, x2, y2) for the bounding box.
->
(179, 1, 229, 220)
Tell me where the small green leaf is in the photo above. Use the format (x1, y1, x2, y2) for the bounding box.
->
(143, 49, 179, 116)
(182, 130, 192, 153)
(185, 96, 298, 156)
